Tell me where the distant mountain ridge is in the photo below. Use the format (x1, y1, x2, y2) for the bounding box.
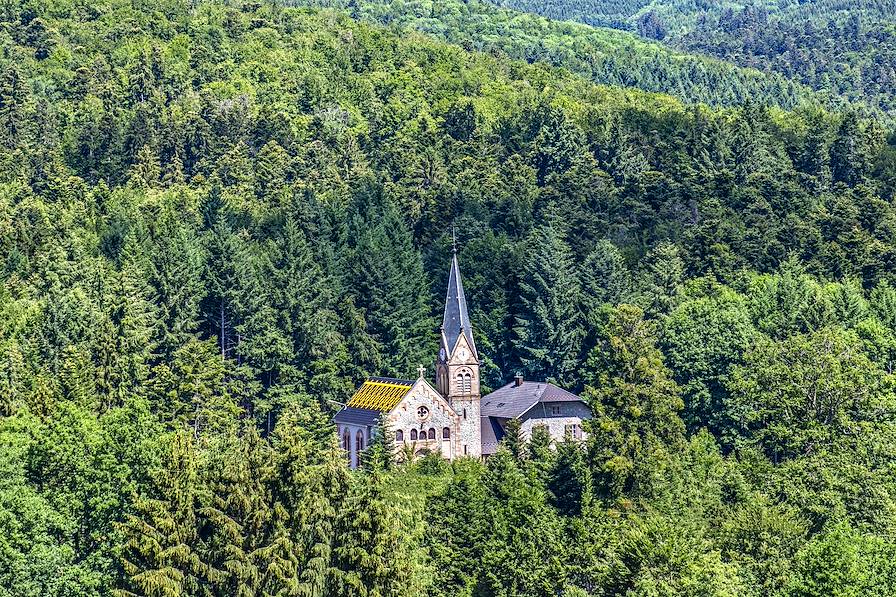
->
(285, 0, 834, 112)
(485, 0, 896, 114)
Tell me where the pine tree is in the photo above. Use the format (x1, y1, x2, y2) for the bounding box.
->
(512, 223, 584, 386)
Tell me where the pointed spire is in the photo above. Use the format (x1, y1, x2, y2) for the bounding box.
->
(442, 249, 477, 359)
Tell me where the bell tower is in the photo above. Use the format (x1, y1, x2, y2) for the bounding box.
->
(436, 245, 481, 458)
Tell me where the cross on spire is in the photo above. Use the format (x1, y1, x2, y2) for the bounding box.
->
(452, 226, 457, 254)
(417, 364, 426, 379)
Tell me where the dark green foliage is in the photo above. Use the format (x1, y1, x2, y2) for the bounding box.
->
(512, 222, 584, 386)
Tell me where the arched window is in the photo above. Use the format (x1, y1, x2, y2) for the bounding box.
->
(356, 430, 364, 455)
(395, 430, 404, 442)
(442, 427, 450, 439)
(463, 372, 472, 393)
(410, 429, 418, 441)
(456, 372, 463, 392)
(342, 430, 351, 464)
(427, 428, 436, 440)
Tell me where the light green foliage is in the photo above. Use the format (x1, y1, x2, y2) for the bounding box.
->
(727, 327, 896, 461)
(661, 281, 756, 440)
(583, 305, 685, 499)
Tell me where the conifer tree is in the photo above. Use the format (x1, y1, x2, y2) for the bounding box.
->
(424, 461, 490, 596)
(330, 467, 430, 596)
(548, 436, 591, 516)
(346, 188, 434, 378)
(118, 432, 207, 597)
(268, 217, 349, 405)
(149, 217, 205, 361)
(580, 239, 631, 314)
(641, 241, 684, 316)
(500, 417, 528, 464)
(513, 223, 584, 386)
(527, 424, 555, 484)
(200, 427, 273, 597)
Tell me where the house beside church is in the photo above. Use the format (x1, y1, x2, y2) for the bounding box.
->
(333, 249, 591, 468)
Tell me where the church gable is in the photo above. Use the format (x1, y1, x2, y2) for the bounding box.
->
(447, 332, 477, 365)
(386, 378, 460, 459)
(389, 378, 456, 419)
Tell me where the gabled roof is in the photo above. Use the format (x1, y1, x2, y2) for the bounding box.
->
(442, 252, 477, 358)
(345, 377, 414, 412)
(480, 380, 584, 419)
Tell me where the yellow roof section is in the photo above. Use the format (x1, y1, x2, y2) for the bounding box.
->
(347, 377, 414, 412)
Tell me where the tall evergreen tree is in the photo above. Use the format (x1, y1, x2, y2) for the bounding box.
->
(512, 223, 584, 386)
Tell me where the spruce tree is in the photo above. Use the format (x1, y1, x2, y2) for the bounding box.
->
(640, 241, 684, 316)
(512, 223, 584, 386)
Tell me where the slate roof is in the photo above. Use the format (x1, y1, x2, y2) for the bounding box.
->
(442, 252, 477, 358)
(345, 377, 414, 412)
(480, 416, 504, 456)
(480, 381, 584, 419)
(333, 407, 381, 427)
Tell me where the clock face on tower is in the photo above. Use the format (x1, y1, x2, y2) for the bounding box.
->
(439, 347, 446, 360)
(459, 347, 467, 360)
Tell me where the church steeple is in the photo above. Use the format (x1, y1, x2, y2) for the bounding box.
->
(435, 245, 482, 458)
(441, 249, 477, 358)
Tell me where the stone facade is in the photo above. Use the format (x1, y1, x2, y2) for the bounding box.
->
(519, 400, 592, 443)
(386, 378, 459, 460)
(436, 331, 481, 459)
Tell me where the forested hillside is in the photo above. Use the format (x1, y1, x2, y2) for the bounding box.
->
(286, 0, 823, 111)
(488, 0, 896, 114)
(4, 0, 896, 595)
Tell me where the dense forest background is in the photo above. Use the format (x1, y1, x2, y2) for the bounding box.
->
(487, 0, 896, 114)
(4, 0, 896, 595)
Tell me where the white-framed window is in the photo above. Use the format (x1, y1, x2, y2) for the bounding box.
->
(550, 404, 561, 416)
(564, 424, 582, 440)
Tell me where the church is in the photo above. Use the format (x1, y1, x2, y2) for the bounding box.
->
(334, 249, 592, 468)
